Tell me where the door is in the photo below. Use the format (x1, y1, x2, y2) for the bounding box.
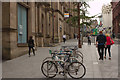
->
(18, 4, 27, 43)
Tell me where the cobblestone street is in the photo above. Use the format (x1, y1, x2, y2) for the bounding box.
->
(2, 39, 118, 78)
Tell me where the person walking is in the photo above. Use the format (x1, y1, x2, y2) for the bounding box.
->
(112, 32, 115, 39)
(63, 34, 66, 43)
(87, 34, 91, 45)
(74, 34, 76, 39)
(28, 36, 35, 57)
(104, 34, 112, 60)
(96, 31, 106, 60)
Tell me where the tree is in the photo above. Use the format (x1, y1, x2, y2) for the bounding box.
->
(66, 2, 96, 28)
(66, 1, 97, 48)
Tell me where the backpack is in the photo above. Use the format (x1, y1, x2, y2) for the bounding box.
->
(97, 35, 106, 44)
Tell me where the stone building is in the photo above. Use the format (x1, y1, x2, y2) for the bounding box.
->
(111, 1, 120, 38)
(35, 2, 52, 47)
(2, 2, 36, 60)
(91, 20, 98, 28)
(102, 4, 112, 34)
(2, 2, 77, 60)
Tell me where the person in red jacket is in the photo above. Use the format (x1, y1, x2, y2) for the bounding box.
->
(104, 34, 111, 60)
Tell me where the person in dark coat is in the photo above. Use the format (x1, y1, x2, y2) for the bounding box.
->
(96, 31, 106, 60)
(87, 34, 91, 45)
(28, 36, 35, 57)
(112, 32, 115, 39)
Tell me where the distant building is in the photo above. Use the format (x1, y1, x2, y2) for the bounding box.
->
(102, 4, 112, 34)
(97, 15, 103, 32)
(91, 20, 98, 28)
(90, 20, 98, 35)
(98, 15, 103, 27)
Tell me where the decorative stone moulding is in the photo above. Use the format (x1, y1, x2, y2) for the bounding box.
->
(35, 32, 43, 37)
(46, 34, 51, 38)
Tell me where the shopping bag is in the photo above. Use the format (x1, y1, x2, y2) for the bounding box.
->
(110, 39, 114, 45)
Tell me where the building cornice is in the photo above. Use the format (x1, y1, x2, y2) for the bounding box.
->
(18, 2, 30, 8)
(2, 27, 17, 32)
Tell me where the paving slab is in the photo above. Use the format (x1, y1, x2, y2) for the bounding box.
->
(2, 39, 118, 78)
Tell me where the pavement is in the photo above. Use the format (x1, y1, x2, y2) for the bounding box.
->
(2, 39, 119, 78)
(113, 38, 120, 44)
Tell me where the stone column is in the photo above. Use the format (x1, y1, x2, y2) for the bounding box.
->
(49, 13, 53, 43)
(53, 2, 59, 43)
(2, 2, 10, 59)
(35, 3, 38, 46)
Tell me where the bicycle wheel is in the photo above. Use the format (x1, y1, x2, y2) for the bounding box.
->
(43, 57, 54, 62)
(68, 62, 86, 79)
(41, 61, 58, 78)
(74, 53, 83, 63)
(76, 51, 83, 58)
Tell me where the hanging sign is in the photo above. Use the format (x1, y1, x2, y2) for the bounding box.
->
(64, 13, 69, 18)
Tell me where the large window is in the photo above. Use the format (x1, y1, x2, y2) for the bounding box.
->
(18, 4, 27, 43)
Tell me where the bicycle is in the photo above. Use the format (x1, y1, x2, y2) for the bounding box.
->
(41, 52, 86, 79)
(43, 48, 83, 64)
(61, 46, 83, 63)
(61, 46, 83, 57)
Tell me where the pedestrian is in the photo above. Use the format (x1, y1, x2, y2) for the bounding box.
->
(87, 34, 91, 45)
(74, 34, 76, 39)
(63, 34, 66, 43)
(104, 34, 112, 60)
(96, 31, 106, 60)
(28, 36, 35, 57)
(75, 34, 78, 39)
(112, 32, 115, 39)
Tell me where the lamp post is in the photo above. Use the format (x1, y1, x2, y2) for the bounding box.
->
(52, 11, 54, 43)
(78, 2, 82, 48)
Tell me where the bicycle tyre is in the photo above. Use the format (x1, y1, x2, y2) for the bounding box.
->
(76, 51, 83, 58)
(75, 53, 83, 63)
(43, 57, 54, 62)
(68, 62, 86, 79)
(41, 61, 58, 78)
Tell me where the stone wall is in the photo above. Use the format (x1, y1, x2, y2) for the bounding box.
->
(2, 2, 36, 60)
(112, 1, 120, 38)
(2, 2, 77, 60)
(2, 2, 10, 59)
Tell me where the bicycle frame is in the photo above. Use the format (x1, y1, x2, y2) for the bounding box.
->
(41, 47, 86, 79)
